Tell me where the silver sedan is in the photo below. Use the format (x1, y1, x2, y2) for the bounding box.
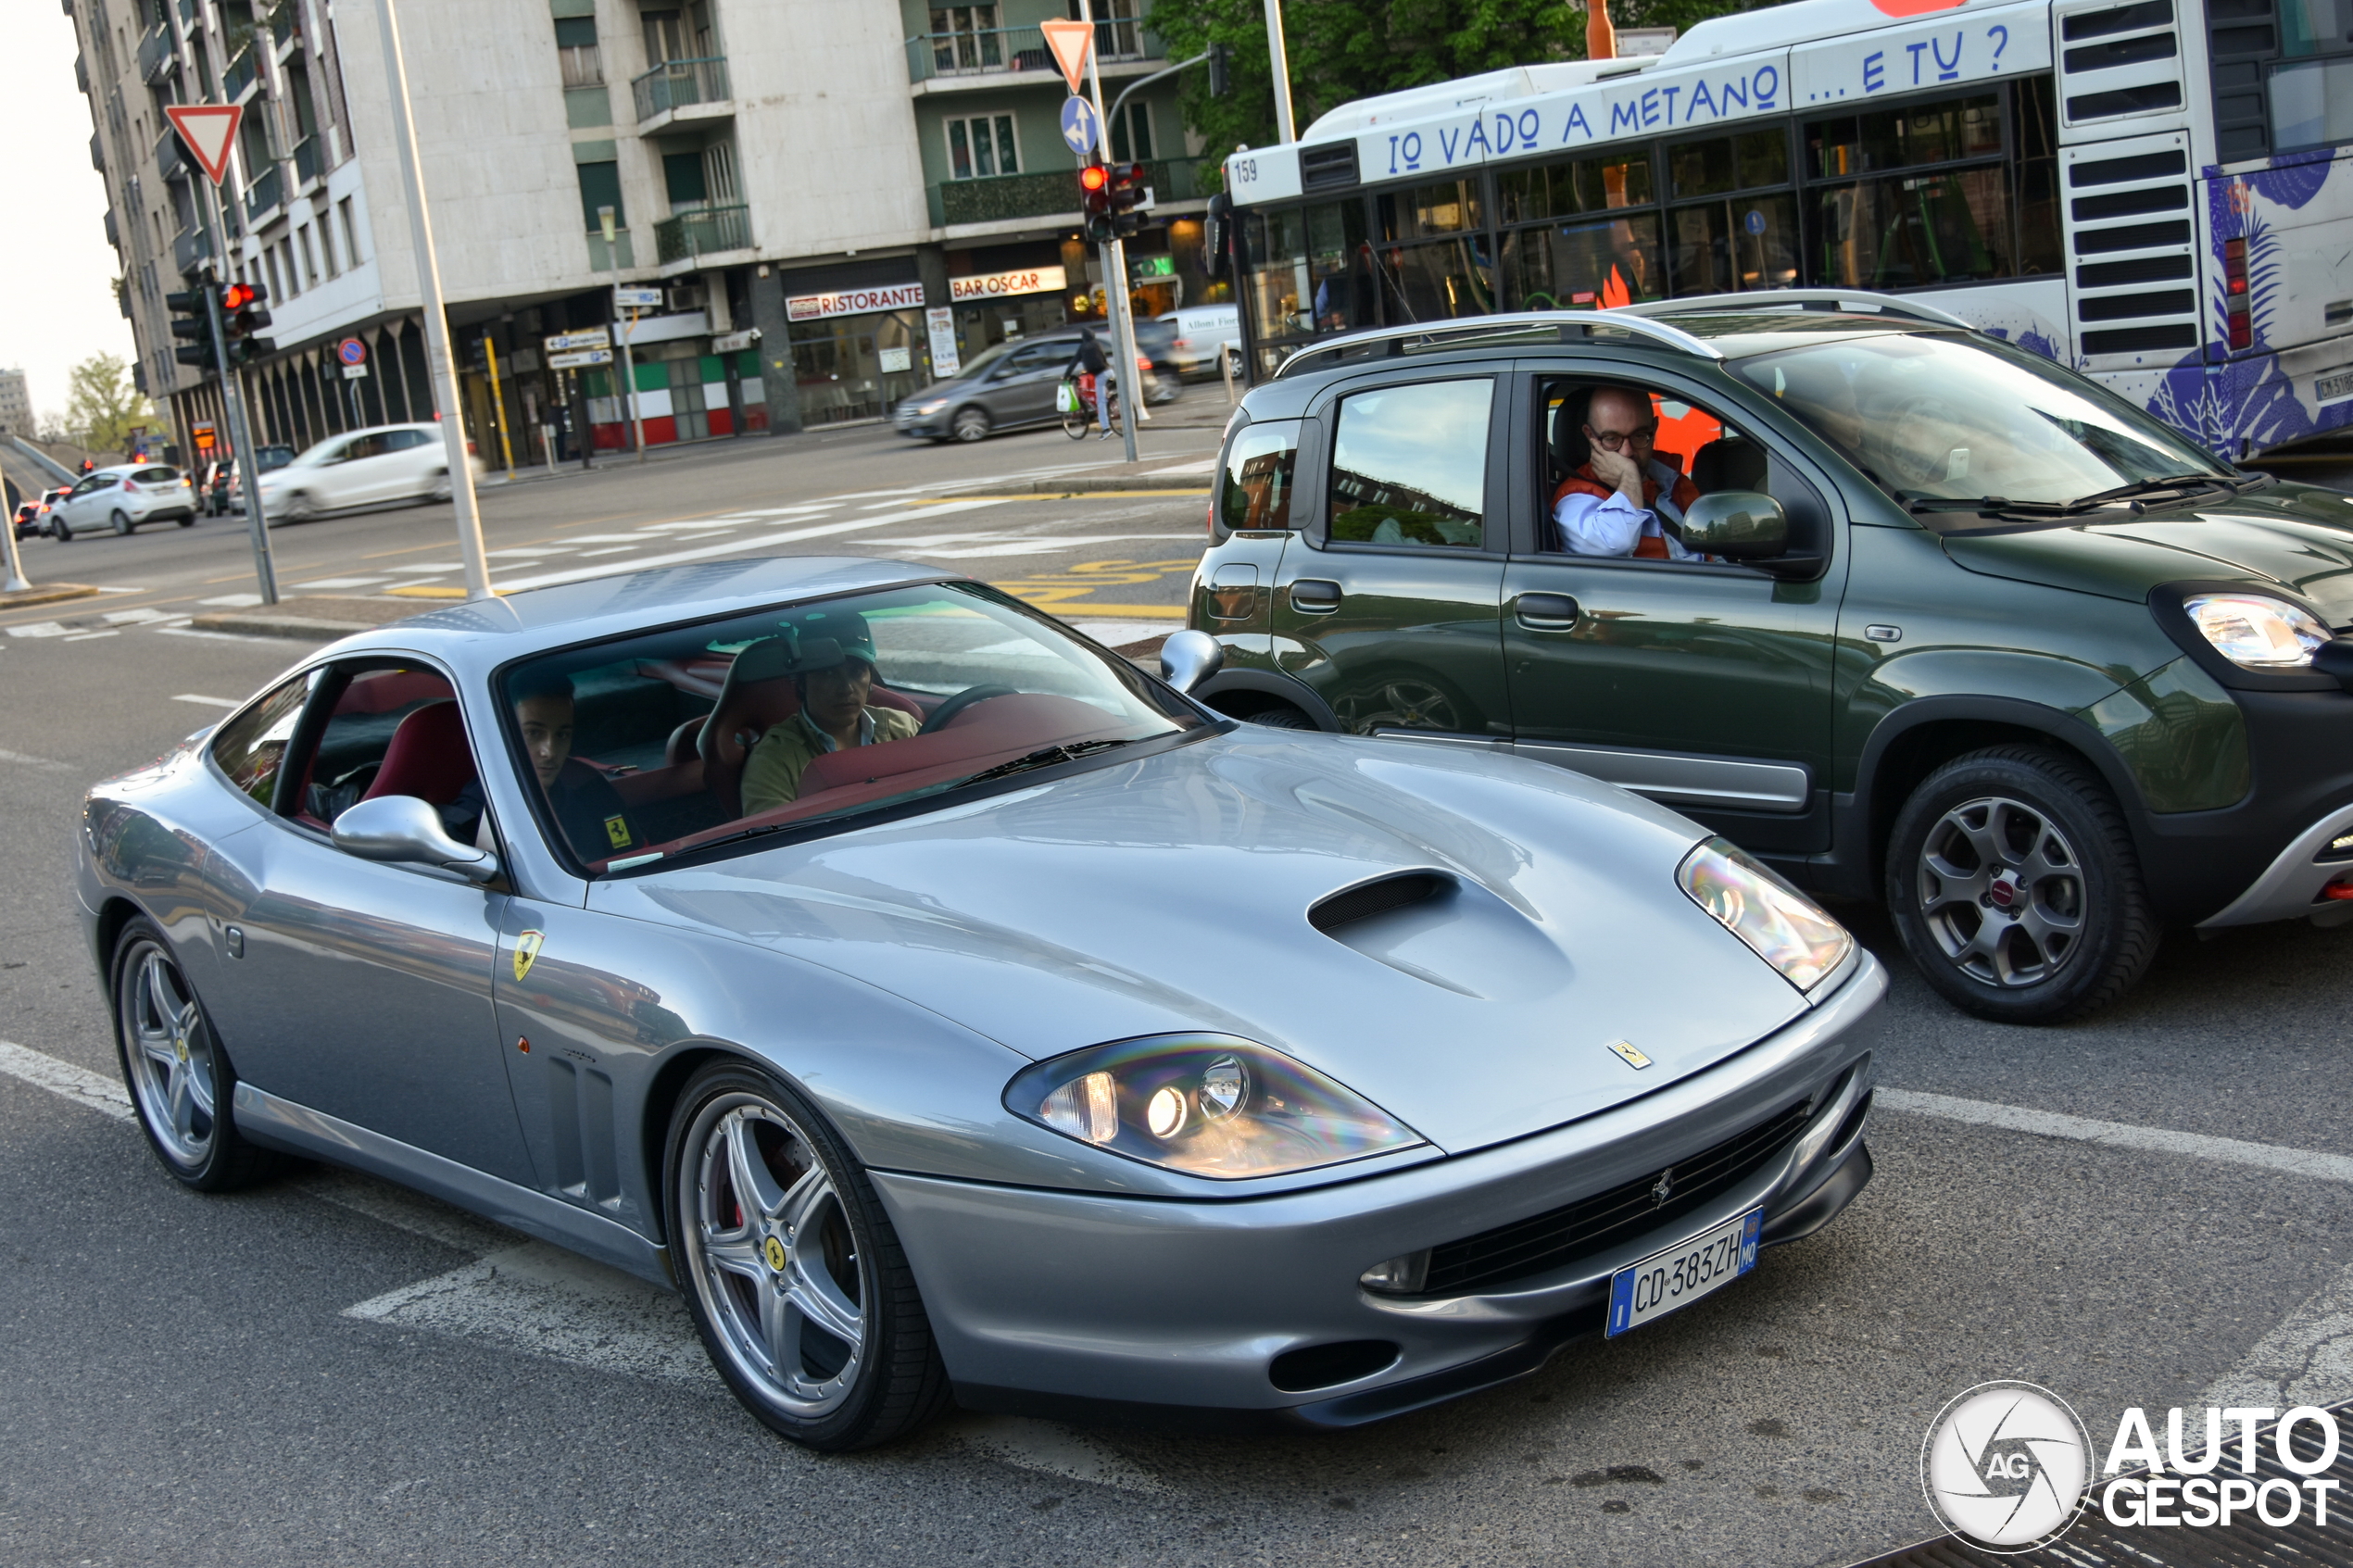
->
(75, 556, 1882, 1450)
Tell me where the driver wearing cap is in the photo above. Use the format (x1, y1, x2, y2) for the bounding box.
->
(739, 621, 919, 816)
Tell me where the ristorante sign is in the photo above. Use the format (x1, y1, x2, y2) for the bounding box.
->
(785, 282, 928, 323)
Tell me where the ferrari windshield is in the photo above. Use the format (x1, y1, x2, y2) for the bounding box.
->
(498, 582, 1204, 872)
(1728, 332, 2233, 513)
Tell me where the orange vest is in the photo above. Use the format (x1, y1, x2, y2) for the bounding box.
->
(1552, 451, 1700, 558)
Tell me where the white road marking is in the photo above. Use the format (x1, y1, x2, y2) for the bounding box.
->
(0, 1040, 133, 1121)
(1150, 458, 1219, 475)
(565, 533, 661, 543)
(290, 577, 390, 590)
(578, 546, 640, 558)
(487, 546, 571, 558)
(6, 622, 69, 638)
(0, 746, 72, 770)
(1878, 1089, 2353, 1183)
(900, 534, 1199, 559)
(1071, 621, 1172, 647)
(62, 631, 120, 642)
(944, 1412, 1171, 1496)
(2202, 1260, 2353, 1412)
(494, 499, 1013, 593)
(101, 608, 173, 624)
(171, 693, 241, 708)
(386, 561, 467, 572)
(198, 593, 263, 607)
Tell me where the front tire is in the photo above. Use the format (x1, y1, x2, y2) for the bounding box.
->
(51, 519, 70, 542)
(111, 919, 279, 1190)
(665, 1060, 950, 1451)
(1243, 705, 1315, 730)
(950, 406, 990, 444)
(426, 470, 451, 503)
(110, 508, 133, 535)
(1885, 745, 2157, 1022)
(281, 490, 315, 523)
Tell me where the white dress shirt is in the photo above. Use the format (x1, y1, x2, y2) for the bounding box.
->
(1554, 458, 1700, 559)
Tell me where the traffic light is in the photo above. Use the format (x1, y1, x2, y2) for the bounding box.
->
(1078, 158, 1114, 244)
(220, 281, 274, 366)
(1207, 41, 1232, 98)
(1107, 162, 1149, 239)
(165, 286, 216, 372)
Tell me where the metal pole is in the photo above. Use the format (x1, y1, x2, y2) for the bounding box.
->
(1263, 0, 1297, 144)
(1, 465, 31, 594)
(1078, 0, 1140, 463)
(483, 334, 515, 472)
(375, 0, 493, 601)
(200, 180, 279, 605)
(620, 307, 647, 463)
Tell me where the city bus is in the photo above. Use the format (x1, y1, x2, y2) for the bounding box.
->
(1217, 0, 2353, 458)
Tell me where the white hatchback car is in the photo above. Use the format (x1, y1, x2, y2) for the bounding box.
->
(47, 464, 198, 538)
(255, 422, 484, 523)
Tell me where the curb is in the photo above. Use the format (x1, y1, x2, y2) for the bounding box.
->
(0, 583, 103, 611)
(185, 594, 426, 641)
(187, 613, 376, 640)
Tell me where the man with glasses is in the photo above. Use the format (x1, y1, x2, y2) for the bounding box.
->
(1552, 384, 1705, 559)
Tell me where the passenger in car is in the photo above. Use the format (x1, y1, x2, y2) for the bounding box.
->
(444, 673, 642, 860)
(1553, 384, 1707, 561)
(738, 625, 920, 815)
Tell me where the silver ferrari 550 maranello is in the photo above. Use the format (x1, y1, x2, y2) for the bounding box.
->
(77, 556, 1882, 1450)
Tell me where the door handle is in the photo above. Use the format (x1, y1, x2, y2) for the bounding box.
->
(1515, 592, 1580, 630)
(1290, 578, 1342, 613)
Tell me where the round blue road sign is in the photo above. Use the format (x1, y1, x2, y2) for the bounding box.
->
(1060, 95, 1101, 157)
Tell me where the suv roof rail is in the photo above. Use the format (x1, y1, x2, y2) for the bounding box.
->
(1269, 310, 1723, 380)
(1617, 290, 1977, 332)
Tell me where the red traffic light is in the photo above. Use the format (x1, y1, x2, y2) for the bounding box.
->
(1078, 164, 1109, 194)
(220, 282, 258, 311)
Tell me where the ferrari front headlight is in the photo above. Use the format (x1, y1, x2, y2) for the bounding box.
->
(1008, 1035, 1424, 1179)
(1678, 837, 1853, 993)
(2183, 593, 2331, 669)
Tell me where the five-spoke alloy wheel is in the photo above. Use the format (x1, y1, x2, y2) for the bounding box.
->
(666, 1060, 950, 1449)
(111, 918, 275, 1189)
(1887, 746, 2156, 1023)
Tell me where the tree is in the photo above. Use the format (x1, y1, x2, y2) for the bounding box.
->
(63, 354, 156, 454)
(1149, 0, 1774, 182)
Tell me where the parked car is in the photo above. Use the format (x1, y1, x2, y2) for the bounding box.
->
(253, 423, 481, 522)
(1159, 305, 1242, 380)
(78, 556, 1880, 1449)
(13, 499, 40, 540)
(45, 464, 197, 538)
(894, 331, 1166, 443)
(1189, 289, 2353, 1023)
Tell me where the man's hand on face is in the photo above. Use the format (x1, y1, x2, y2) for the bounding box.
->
(1586, 440, 1645, 501)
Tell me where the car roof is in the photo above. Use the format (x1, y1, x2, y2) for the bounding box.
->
(303, 555, 952, 676)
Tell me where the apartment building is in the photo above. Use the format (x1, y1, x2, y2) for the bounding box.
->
(0, 369, 29, 436)
(71, 0, 1213, 461)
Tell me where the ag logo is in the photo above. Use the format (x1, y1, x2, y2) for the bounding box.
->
(511, 930, 545, 983)
(1921, 1381, 2091, 1552)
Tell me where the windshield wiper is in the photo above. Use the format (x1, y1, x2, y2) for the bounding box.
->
(2062, 473, 2235, 512)
(961, 737, 1136, 785)
(1906, 495, 2074, 518)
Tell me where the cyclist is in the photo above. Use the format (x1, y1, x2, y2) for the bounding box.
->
(1063, 329, 1115, 439)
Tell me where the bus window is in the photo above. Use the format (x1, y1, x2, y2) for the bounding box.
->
(1667, 130, 1798, 294)
(1496, 150, 1661, 310)
(1242, 201, 1369, 358)
(1806, 92, 2016, 289)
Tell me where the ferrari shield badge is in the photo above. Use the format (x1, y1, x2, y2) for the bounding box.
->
(512, 930, 546, 984)
(1606, 1039, 1653, 1070)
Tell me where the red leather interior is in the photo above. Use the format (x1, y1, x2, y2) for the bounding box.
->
(361, 700, 477, 805)
(612, 757, 704, 808)
(337, 669, 451, 715)
(696, 635, 937, 818)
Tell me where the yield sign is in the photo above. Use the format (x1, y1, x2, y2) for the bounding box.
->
(165, 105, 242, 185)
(1038, 18, 1094, 94)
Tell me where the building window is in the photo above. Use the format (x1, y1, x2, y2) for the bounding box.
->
(576, 160, 625, 232)
(554, 17, 603, 87)
(264, 245, 285, 301)
(320, 213, 339, 277)
(339, 197, 363, 265)
(928, 6, 1000, 73)
(946, 114, 1018, 179)
(1110, 100, 1152, 162)
(298, 225, 320, 287)
(281, 240, 301, 296)
(1070, 0, 1141, 60)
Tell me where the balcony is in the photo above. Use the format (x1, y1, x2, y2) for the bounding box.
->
(631, 56, 730, 126)
(137, 24, 175, 85)
(905, 21, 1153, 87)
(654, 203, 751, 265)
(172, 226, 212, 275)
(292, 136, 318, 187)
(90, 132, 105, 172)
(157, 125, 188, 182)
(928, 156, 1210, 230)
(244, 162, 283, 221)
(103, 207, 119, 248)
(223, 45, 256, 100)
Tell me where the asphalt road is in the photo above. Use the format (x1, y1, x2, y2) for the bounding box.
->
(8, 423, 2353, 1567)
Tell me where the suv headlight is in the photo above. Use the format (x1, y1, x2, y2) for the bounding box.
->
(2183, 592, 2331, 668)
(1678, 838, 1853, 993)
(1006, 1035, 1424, 1179)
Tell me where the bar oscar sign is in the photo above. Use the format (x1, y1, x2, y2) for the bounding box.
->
(950, 266, 1068, 303)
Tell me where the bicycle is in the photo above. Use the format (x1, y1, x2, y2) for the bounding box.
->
(1059, 373, 1123, 440)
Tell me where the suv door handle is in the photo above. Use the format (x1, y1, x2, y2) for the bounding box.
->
(1515, 592, 1580, 630)
(1290, 579, 1342, 613)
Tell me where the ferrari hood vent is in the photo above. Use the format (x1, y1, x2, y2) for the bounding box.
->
(1309, 871, 1451, 934)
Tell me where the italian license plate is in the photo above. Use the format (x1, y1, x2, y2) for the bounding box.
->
(1605, 1208, 1763, 1337)
(2317, 371, 2353, 404)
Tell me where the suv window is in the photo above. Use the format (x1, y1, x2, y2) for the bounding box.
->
(1220, 423, 1300, 532)
(209, 672, 318, 807)
(1328, 379, 1491, 548)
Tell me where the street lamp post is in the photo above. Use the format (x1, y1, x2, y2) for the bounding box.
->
(374, 0, 495, 602)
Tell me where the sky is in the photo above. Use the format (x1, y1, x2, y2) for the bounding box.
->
(1, 2, 143, 430)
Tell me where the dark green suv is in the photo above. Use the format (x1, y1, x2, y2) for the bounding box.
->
(1187, 291, 2353, 1023)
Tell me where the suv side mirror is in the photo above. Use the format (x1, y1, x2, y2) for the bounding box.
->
(332, 794, 501, 884)
(1679, 491, 1789, 560)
